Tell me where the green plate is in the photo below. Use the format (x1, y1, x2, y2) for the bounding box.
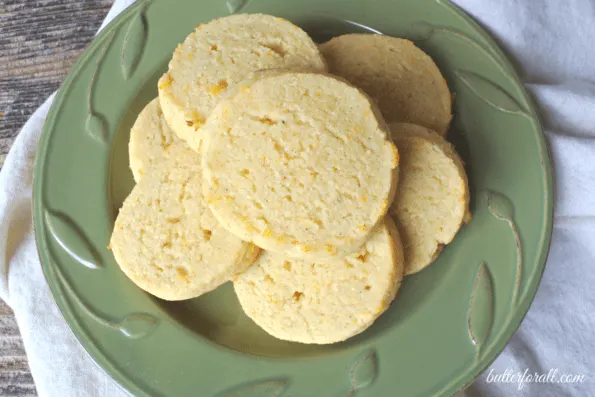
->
(33, 0, 553, 395)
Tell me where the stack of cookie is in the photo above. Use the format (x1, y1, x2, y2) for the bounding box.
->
(110, 14, 469, 344)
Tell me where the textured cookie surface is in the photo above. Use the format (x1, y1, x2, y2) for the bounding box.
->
(202, 72, 399, 259)
(158, 14, 326, 149)
(110, 143, 260, 301)
(320, 34, 452, 135)
(388, 123, 469, 274)
(234, 219, 405, 344)
(128, 98, 179, 182)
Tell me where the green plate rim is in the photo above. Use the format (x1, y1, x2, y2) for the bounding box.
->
(32, 0, 554, 396)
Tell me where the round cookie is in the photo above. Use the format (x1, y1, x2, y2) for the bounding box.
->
(202, 71, 399, 260)
(388, 123, 469, 275)
(234, 218, 405, 344)
(128, 98, 179, 182)
(158, 13, 327, 150)
(110, 142, 260, 301)
(320, 34, 452, 135)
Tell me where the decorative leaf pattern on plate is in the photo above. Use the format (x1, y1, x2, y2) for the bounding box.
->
(432, 0, 498, 54)
(86, 31, 116, 144)
(487, 190, 523, 305)
(409, 21, 435, 41)
(467, 262, 494, 359)
(226, 0, 249, 14)
(347, 349, 378, 396)
(44, 209, 102, 269)
(410, 21, 534, 118)
(214, 379, 289, 397)
(51, 255, 159, 339)
(120, 0, 150, 80)
(486, 190, 514, 220)
(119, 314, 160, 339)
(410, 22, 497, 62)
(84, 307, 158, 340)
(85, 113, 109, 144)
(434, 189, 523, 393)
(455, 70, 530, 118)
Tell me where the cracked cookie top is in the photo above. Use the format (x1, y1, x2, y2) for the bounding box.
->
(158, 13, 326, 148)
(111, 142, 260, 300)
(201, 71, 399, 260)
(234, 218, 405, 344)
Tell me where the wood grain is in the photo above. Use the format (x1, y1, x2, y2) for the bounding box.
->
(0, 1, 112, 395)
(0, 300, 36, 397)
(0, 0, 113, 168)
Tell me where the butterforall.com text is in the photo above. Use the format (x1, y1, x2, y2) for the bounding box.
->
(486, 368, 586, 390)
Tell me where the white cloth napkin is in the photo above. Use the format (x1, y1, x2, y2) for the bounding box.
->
(0, 0, 593, 396)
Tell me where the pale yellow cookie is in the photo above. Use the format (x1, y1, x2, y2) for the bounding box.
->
(202, 71, 399, 260)
(320, 34, 452, 135)
(234, 218, 405, 344)
(110, 143, 260, 301)
(388, 123, 469, 275)
(158, 14, 327, 150)
(128, 98, 179, 182)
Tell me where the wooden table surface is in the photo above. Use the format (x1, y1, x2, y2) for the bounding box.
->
(0, 1, 113, 395)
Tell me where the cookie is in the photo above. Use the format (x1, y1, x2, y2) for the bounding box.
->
(388, 123, 469, 274)
(234, 218, 405, 344)
(202, 71, 399, 260)
(158, 13, 327, 150)
(128, 98, 179, 182)
(110, 142, 260, 300)
(320, 34, 452, 135)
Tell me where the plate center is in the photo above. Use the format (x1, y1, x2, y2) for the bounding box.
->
(107, 16, 471, 359)
(153, 283, 344, 358)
